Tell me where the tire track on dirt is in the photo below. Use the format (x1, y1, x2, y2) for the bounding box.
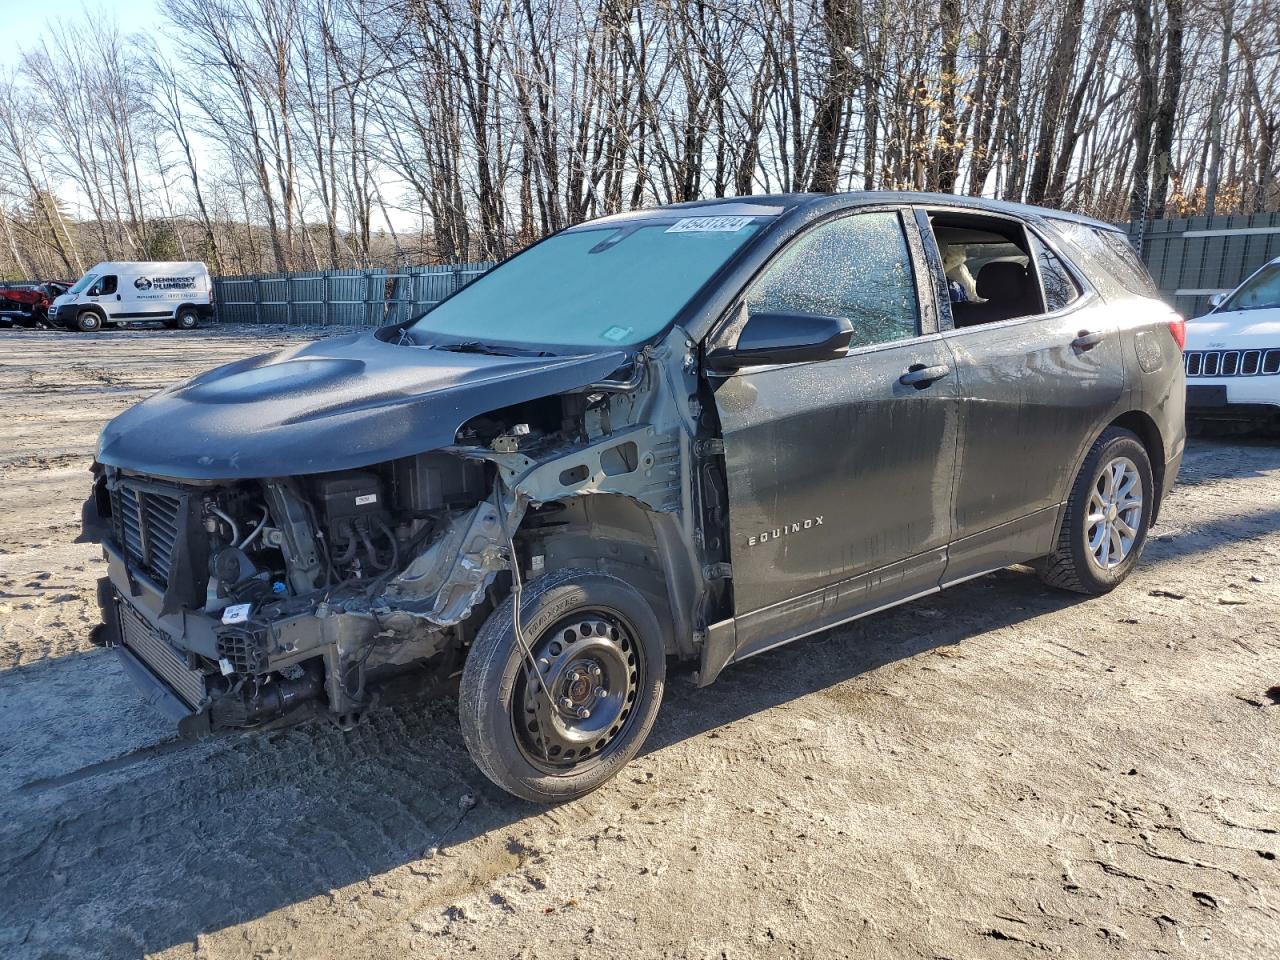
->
(0, 329, 1277, 959)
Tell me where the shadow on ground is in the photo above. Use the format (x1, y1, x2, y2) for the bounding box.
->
(2, 485, 1278, 957)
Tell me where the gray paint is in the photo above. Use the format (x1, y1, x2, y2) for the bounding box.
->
(92, 189, 1187, 721)
(96, 331, 627, 480)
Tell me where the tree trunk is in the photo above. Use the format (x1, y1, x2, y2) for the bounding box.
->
(1128, 0, 1156, 224)
(1149, 0, 1185, 215)
(1204, 0, 1235, 216)
(1027, 0, 1085, 203)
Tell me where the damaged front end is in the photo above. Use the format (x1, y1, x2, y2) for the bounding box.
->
(86, 453, 506, 734)
(83, 329, 725, 736)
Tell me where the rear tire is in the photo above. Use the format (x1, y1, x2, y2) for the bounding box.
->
(76, 310, 102, 332)
(175, 308, 200, 330)
(459, 568, 666, 803)
(1039, 427, 1154, 595)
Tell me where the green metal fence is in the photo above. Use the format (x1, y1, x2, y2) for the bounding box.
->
(212, 262, 494, 326)
(212, 219, 1280, 328)
(1128, 213, 1280, 319)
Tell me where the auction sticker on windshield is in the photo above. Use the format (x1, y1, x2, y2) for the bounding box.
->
(666, 216, 754, 233)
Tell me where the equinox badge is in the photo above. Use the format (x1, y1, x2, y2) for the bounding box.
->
(748, 516, 824, 546)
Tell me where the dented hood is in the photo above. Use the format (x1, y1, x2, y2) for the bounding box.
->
(97, 331, 627, 480)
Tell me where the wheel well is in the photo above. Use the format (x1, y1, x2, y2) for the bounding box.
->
(1108, 410, 1166, 522)
(518, 494, 697, 659)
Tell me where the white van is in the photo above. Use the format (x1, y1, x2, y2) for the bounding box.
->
(48, 261, 213, 332)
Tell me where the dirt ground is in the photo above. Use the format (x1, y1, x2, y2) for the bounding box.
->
(0, 326, 1277, 960)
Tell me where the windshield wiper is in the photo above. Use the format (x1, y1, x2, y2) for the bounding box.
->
(433, 340, 555, 358)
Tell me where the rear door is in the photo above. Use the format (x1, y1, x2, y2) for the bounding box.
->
(709, 208, 960, 659)
(921, 208, 1125, 583)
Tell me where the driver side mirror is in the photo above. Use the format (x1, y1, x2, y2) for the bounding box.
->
(1208, 292, 1226, 309)
(707, 311, 855, 372)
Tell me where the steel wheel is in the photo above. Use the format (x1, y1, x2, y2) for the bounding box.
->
(513, 611, 641, 773)
(1086, 456, 1143, 570)
(461, 568, 666, 802)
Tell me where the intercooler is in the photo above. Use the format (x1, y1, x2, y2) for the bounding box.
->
(117, 597, 208, 708)
(111, 483, 183, 586)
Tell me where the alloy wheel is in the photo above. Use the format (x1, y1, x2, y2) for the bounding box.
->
(1086, 456, 1143, 570)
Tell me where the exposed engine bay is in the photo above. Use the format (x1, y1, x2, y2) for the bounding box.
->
(84, 330, 730, 736)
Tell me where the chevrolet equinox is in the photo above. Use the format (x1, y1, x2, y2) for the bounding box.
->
(84, 192, 1186, 802)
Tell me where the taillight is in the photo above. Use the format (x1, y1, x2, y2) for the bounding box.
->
(1168, 318, 1186, 351)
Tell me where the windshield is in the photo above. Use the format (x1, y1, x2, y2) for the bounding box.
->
(1222, 263, 1280, 312)
(68, 273, 99, 296)
(411, 218, 764, 349)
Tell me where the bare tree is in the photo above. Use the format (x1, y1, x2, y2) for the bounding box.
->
(3, 0, 1280, 280)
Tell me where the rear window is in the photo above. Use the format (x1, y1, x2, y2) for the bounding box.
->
(1051, 221, 1159, 298)
(1029, 234, 1082, 312)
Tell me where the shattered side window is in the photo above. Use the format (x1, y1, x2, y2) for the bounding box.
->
(1052, 220, 1159, 299)
(1095, 229, 1160, 297)
(744, 211, 919, 349)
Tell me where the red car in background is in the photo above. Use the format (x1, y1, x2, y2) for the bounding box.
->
(0, 280, 71, 327)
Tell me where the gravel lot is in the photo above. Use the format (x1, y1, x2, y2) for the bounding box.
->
(0, 326, 1277, 960)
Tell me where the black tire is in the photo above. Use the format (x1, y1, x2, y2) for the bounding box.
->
(76, 310, 102, 332)
(175, 308, 200, 330)
(1039, 427, 1154, 595)
(459, 567, 666, 803)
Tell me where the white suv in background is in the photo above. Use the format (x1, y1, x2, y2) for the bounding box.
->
(1185, 257, 1280, 432)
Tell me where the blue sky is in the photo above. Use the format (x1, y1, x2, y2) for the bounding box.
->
(0, 0, 148, 69)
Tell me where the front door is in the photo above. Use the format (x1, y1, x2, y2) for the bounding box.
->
(709, 209, 960, 660)
(88, 274, 119, 320)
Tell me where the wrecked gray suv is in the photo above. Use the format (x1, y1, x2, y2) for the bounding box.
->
(85, 193, 1186, 801)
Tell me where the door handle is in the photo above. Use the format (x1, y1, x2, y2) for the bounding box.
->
(1072, 330, 1105, 350)
(899, 363, 951, 389)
